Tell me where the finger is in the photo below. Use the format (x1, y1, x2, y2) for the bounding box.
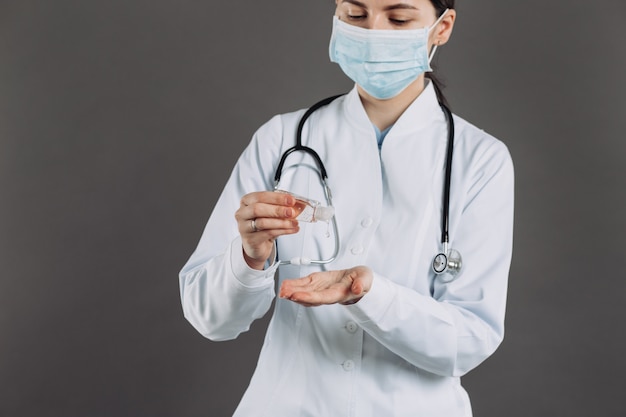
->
(279, 275, 314, 291)
(237, 203, 297, 225)
(242, 224, 300, 245)
(293, 270, 345, 287)
(349, 267, 373, 296)
(280, 273, 345, 298)
(279, 273, 333, 295)
(279, 278, 315, 299)
(240, 191, 296, 208)
(249, 218, 299, 233)
(351, 279, 364, 296)
(287, 286, 351, 306)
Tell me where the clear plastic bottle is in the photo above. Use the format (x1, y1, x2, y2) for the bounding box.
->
(275, 190, 335, 223)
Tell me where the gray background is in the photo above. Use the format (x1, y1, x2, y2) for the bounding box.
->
(1, 0, 625, 416)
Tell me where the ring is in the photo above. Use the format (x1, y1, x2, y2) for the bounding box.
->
(250, 219, 258, 232)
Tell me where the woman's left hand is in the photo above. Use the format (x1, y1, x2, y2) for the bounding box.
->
(279, 266, 373, 306)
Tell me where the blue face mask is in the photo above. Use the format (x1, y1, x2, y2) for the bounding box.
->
(329, 10, 448, 100)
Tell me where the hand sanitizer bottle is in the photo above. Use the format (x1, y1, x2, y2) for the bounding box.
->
(275, 190, 334, 223)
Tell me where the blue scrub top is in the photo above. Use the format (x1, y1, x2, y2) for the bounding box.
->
(373, 124, 393, 149)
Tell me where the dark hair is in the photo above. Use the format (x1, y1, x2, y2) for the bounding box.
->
(428, 0, 455, 107)
(431, 0, 455, 14)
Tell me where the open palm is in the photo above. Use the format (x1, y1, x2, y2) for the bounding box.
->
(279, 266, 373, 306)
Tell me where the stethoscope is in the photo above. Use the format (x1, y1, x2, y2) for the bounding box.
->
(273, 94, 462, 279)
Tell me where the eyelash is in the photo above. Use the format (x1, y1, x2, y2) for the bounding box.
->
(346, 14, 411, 26)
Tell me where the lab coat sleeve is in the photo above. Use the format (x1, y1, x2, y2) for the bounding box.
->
(345, 139, 514, 377)
(179, 115, 288, 341)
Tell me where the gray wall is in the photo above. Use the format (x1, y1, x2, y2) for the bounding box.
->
(2, 1, 625, 416)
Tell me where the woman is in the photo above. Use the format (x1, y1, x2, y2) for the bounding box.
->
(179, 0, 514, 415)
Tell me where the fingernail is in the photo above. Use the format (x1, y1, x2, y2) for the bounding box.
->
(285, 208, 293, 217)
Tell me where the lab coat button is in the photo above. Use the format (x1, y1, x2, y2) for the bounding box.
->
(342, 360, 355, 371)
(360, 217, 373, 228)
(345, 321, 358, 333)
(351, 245, 364, 255)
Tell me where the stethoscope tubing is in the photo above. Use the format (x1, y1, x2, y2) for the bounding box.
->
(440, 102, 454, 250)
(273, 94, 457, 272)
(274, 94, 345, 188)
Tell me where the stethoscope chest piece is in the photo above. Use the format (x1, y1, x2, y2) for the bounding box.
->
(432, 248, 462, 282)
(432, 252, 449, 274)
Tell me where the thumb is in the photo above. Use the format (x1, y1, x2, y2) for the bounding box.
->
(351, 278, 364, 296)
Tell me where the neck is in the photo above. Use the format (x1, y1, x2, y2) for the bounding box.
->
(358, 75, 426, 131)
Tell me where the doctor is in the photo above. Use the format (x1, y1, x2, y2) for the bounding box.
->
(179, 0, 514, 415)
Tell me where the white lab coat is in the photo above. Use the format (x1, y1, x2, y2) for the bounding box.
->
(179, 82, 514, 417)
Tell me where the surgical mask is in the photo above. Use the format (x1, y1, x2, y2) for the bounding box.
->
(329, 10, 448, 100)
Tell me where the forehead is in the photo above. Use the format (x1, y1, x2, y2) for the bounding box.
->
(338, 0, 433, 9)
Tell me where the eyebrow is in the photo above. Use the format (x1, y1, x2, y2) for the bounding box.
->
(341, 0, 419, 11)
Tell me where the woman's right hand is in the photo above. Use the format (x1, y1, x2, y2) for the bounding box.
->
(235, 191, 300, 270)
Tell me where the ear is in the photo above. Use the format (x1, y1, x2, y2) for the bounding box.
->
(433, 9, 456, 46)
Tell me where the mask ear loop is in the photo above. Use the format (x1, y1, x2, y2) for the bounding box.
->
(428, 45, 439, 66)
(427, 8, 449, 66)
